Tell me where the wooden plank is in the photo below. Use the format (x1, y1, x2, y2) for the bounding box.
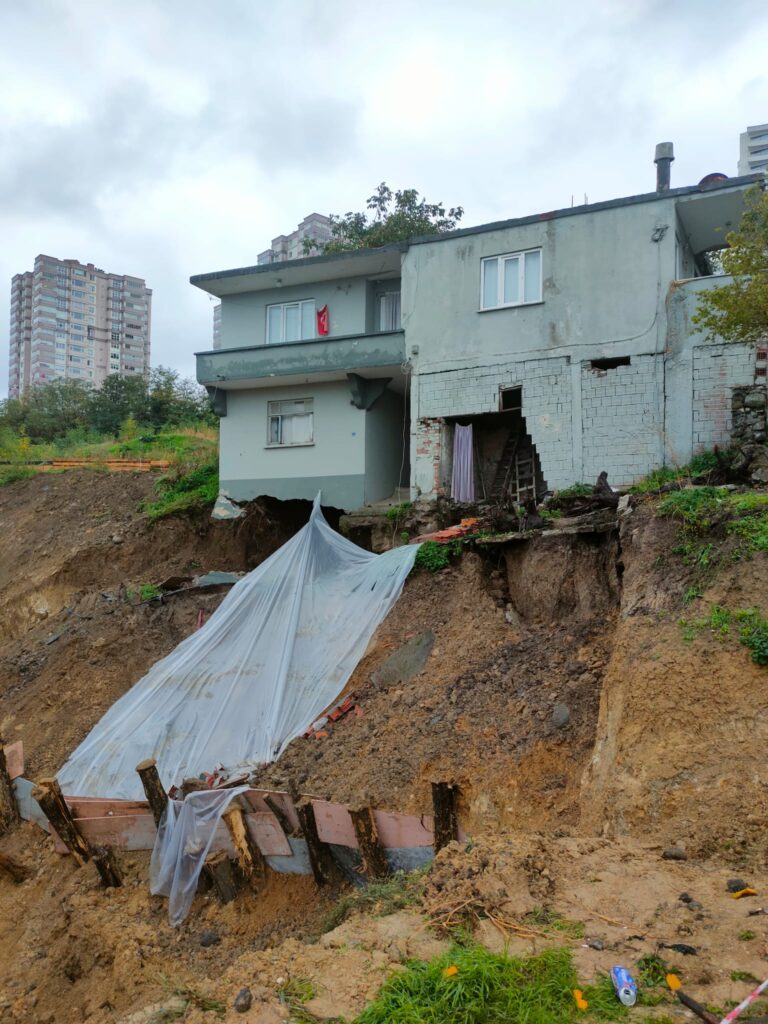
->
(245, 811, 292, 857)
(312, 799, 357, 847)
(296, 799, 336, 886)
(5, 742, 23, 781)
(350, 806, 390, 878)
(245, 790, 300, 833)
(431, 782, 459, 853)
(373, 810, 435, 849)
(66, 798, 150, 819)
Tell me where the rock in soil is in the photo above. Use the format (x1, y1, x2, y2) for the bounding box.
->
(662, 847, 688, 861)
(727, 878, 748, 893)
(234, 987, 252, 1013)
(200, 929, 221, 948)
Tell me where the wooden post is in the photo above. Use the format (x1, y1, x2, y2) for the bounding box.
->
(264, 795, 295, 837)
(32, 778, 90, 866)
(0, 851, 33, 883)
(350, 806, 390, 879)
(431, 782, 459, 854)
(223, 803, 266, 886)
(136, 758, 167, 828)
(0, 746, 20, 834)
(205, 851, 244, 903)
(296, 799, 336, 887)
(91, 845, 123, 888)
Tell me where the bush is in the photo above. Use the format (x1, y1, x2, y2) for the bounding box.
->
(0, 466, 35, 487)
(657, 487, 729, 531)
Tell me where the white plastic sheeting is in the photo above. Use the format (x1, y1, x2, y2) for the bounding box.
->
(150, 788, 249, 926)
(58, 497, 419, 800)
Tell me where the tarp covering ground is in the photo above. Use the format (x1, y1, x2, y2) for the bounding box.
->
(58, 498, 418, 799)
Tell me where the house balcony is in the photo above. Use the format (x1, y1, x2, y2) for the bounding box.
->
(196, 329, 406, 415)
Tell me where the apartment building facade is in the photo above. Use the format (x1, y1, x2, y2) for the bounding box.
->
(8, 255, 152, 398)
(257, 213, 333, 265)
(738, 123, 768, 177)
(193, 154, 764, 511)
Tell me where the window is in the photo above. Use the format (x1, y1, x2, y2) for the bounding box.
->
(111, 331, 120, 341)
(379, 292, 401, 331)
(590, 356, 631, 371)
(480, 249, 542, 309)
(499, 385, 522, 412)
(266, 300, 315, 344)
(267, 398, 314, 446)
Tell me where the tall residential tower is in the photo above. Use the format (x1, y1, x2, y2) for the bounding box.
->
(8, 254, 151, 397)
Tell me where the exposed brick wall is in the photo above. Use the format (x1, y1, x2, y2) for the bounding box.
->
(692, 344, 756, 451)
(415, 357, 573, 493)
(581, 355, 663, 485)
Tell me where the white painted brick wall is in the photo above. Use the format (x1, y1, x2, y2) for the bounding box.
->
(415, 356, 573, 491)
(692, 344, 755, 451)
(580, 355, 664, 486)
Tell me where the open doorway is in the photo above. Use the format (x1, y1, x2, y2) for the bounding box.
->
(446, 388, 547, 504)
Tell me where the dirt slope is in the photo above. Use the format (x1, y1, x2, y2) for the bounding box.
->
(2, 471, 768, 1022)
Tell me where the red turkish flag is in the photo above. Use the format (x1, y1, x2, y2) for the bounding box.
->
(317, 304, 329, 336)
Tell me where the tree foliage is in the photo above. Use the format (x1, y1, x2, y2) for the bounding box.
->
(693, 186, 768, 345)
(0, 367, 214, 443)
(313, 182, 464, 254)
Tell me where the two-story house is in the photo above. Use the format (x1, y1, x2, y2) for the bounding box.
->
(192, 149, 764, 511)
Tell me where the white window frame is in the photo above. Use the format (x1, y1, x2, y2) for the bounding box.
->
(266, 397, 314, 448)
(265, 299, 316, 345)
(480, 248, 543, 310)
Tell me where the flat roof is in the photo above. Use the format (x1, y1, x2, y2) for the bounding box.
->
(191, 173, 763, 296)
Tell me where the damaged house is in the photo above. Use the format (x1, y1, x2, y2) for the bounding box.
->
(193, 146, 765, 510)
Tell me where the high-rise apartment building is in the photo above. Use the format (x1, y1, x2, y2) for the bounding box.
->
(738, 123, 768, 176)
(8, 254, 152, 397)
(257, 213, 332, 265)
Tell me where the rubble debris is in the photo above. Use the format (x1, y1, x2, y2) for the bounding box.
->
(211, 493, 246, 520)
(660, 942, 698, 955)
(199, 929, 221, 948)
(552, 703, 571, 728)
(728, 878, 749, 893)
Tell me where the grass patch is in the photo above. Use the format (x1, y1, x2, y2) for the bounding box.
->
(322, 871, 426, 933)
(731, 970, 760, 983)
(630, 451, 722, 494)
(353, 945, 627, 1024)
(738, 930, 757, 941)
(0, 465, 36, 486)
(555, 483, 594, 498)
(658, 487, 729, 531)
(680, 606, 768, 665)
(140, 459, 218, 522)
(151, 977, 225, 1021)
(127, 583, 163, 602)
(413, 539, 462, 573)
(523, 907, 586, 939)
(386, 502, 412, 524)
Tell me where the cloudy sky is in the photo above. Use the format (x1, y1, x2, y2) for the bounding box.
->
(1, 0, 767, 395)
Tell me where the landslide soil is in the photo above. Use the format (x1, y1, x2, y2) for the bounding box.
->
(2, 470, 768, 1022)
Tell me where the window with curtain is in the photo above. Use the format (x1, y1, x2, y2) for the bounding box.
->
(480, 249, 542, 310)
(267, 398, 314, 446)
(378, 291, 401, 331)
(266, 300, 316, 344)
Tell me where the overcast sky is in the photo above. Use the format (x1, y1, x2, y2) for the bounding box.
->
(1, 0, 767, 396)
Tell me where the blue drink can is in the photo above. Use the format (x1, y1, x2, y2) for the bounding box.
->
(610, 966, 637, 1006)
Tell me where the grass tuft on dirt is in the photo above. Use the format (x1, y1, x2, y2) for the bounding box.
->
(140, 459, 219, 522)
(322, 871, 426, 932)
(680, 605, 768, 665)
(353, 944, 626, 1024)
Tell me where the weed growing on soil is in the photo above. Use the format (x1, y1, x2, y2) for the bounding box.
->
(658, 487, 729, 530)
(386, 502, 412, 524)
(631, 451, 722, 494)
(523, 907, 585, 939)
(153, 977, 225, 1020)
(0, 465, 35, 486)
(353, 945, 627, 1024)
(738, 930, 757, 941)
(731, 971, 760, 982)
(680, 607, 768, 665)
(322, 871, 426, 932)
(414, 540, 463, 572)
(127, 583, 163, 602)
(141, 459, 218, 522)
(556, 483, 594, 498)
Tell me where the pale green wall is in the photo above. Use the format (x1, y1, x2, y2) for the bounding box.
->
(221, 277, 369, 349)
(220, 382, 366, 505)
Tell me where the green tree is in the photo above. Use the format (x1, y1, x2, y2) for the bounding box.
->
(313, 182, 464, 254)
(693, 186, 768, 345)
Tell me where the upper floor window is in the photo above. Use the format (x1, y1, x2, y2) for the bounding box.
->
(266, 299, 315, 344)
(379, 292, 401, 331)
(481, 249, 542, 310)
